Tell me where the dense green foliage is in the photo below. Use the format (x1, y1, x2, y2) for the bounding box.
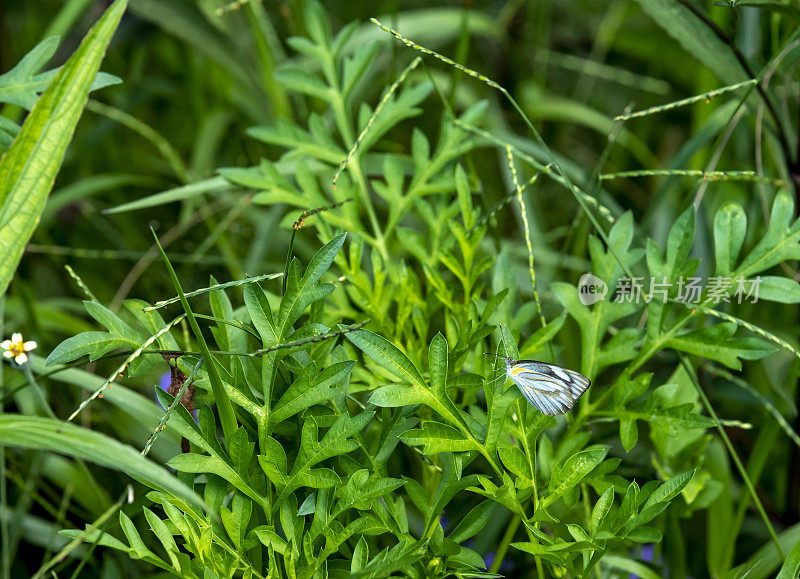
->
(1, 1, 800, 577)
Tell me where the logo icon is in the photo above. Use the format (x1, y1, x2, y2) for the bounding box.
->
(578, 273, 608, 305)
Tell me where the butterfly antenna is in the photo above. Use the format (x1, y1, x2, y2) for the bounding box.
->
(484, 371, 508, 389)
(483, 351, 509, 388)
(500, 323, 513, 358)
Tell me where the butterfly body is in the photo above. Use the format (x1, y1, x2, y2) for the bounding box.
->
(503, 357, 591, 416)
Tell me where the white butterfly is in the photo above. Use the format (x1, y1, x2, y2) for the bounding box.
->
(497, 356, 591, 416)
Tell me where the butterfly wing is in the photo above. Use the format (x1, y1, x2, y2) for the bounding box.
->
(507, 361, 591, 416)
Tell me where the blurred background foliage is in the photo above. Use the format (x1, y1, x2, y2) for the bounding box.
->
(1, 0, 800, 577)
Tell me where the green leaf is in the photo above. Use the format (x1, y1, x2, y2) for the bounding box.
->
(354, 332, 482, 454)
(0, 37, 121, 110)
(228, 427, 255, 476)
(332, 472, 406, 518)
(468, 475, 523, 516)
(0, 414, 202, 510)
(298, 492, 316, 516)
(627, 527, 662, 543)
(342, 41, 380, 99)
(510, 540, 563, 564)
(714, 203, 747, 276)
(243, 282, 278, 345)
(0, 37, 61, 109)
(736, 192, 800, 278)
(776, 535, 800, 579)
(45, 300, 152, 368)
(645, 207, 697, 343)
(247, 118, 343, 165)
(368, 384, 426, 407)
(624, 470, 695, 533)
(167, 453, 267, 510)
(104, 175, 230, 214)
(142, 508, 181, 569)
(278, 233, 346, 338)
(253, 527, 288, 555)
(123, 300, 180, 350)
(756, 276, 800, 304)
(58, 526, 130, 554)
(519, 312, 566, 357)
(643, 469, 695, 510)
(347, 329, 426, 388)
(727, 522, 800, 579)
(267, 412, 374, 501)
(614, 372, 652, 407)
(351, 536, 369, 573)
(0, 0, 128, 297)
(620, 415, 638, 453)
(665, 322, 776, 370)
(665, 206, 695, 272)
(84, 301, 142, 340)
(119, 511, 158, 560)
(603, 555, 664, 579)
(269, 361, 354, 426)
(350, 539, 427, 578)
(373, 413, 418, 468)
(428, 333, 448, 398)
(454, 164, 474, 229)
(499, 445, 532, 481)
(591, 487, 614, 536)
(221, 493, 253, 552)
(483, 381, 519, 457)
(157, 500, 193, 547)
(400, 421, 479, 454)
(447, 500, 494, 542)
(45, 331, 131, 366)
(544, 447, 608, 508)
(633, 0, 748, 84)
(553, 211, 644, 376)
(276, 69, 332, 100)
(356, 83, 432, 161)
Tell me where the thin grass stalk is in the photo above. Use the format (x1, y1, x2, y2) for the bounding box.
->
(505, 146, 547, 331)
(452, 120, 617, 226)
(600, 169, 787, 189)
(67, 314, 186, 421)
(614, 79, 757, 121)
(145, 273, 283, 311)
(64, 265, 98, 302)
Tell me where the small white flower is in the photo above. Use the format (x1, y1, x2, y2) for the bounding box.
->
(1, 333, 37, 365)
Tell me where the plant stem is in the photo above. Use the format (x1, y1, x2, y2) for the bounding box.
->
(490, 513, 520, 574)
(22, 364, 57, 420)
(679, 355, 784, 560)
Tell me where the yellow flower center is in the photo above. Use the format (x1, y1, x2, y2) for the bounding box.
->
(8, 342, 25, 357)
